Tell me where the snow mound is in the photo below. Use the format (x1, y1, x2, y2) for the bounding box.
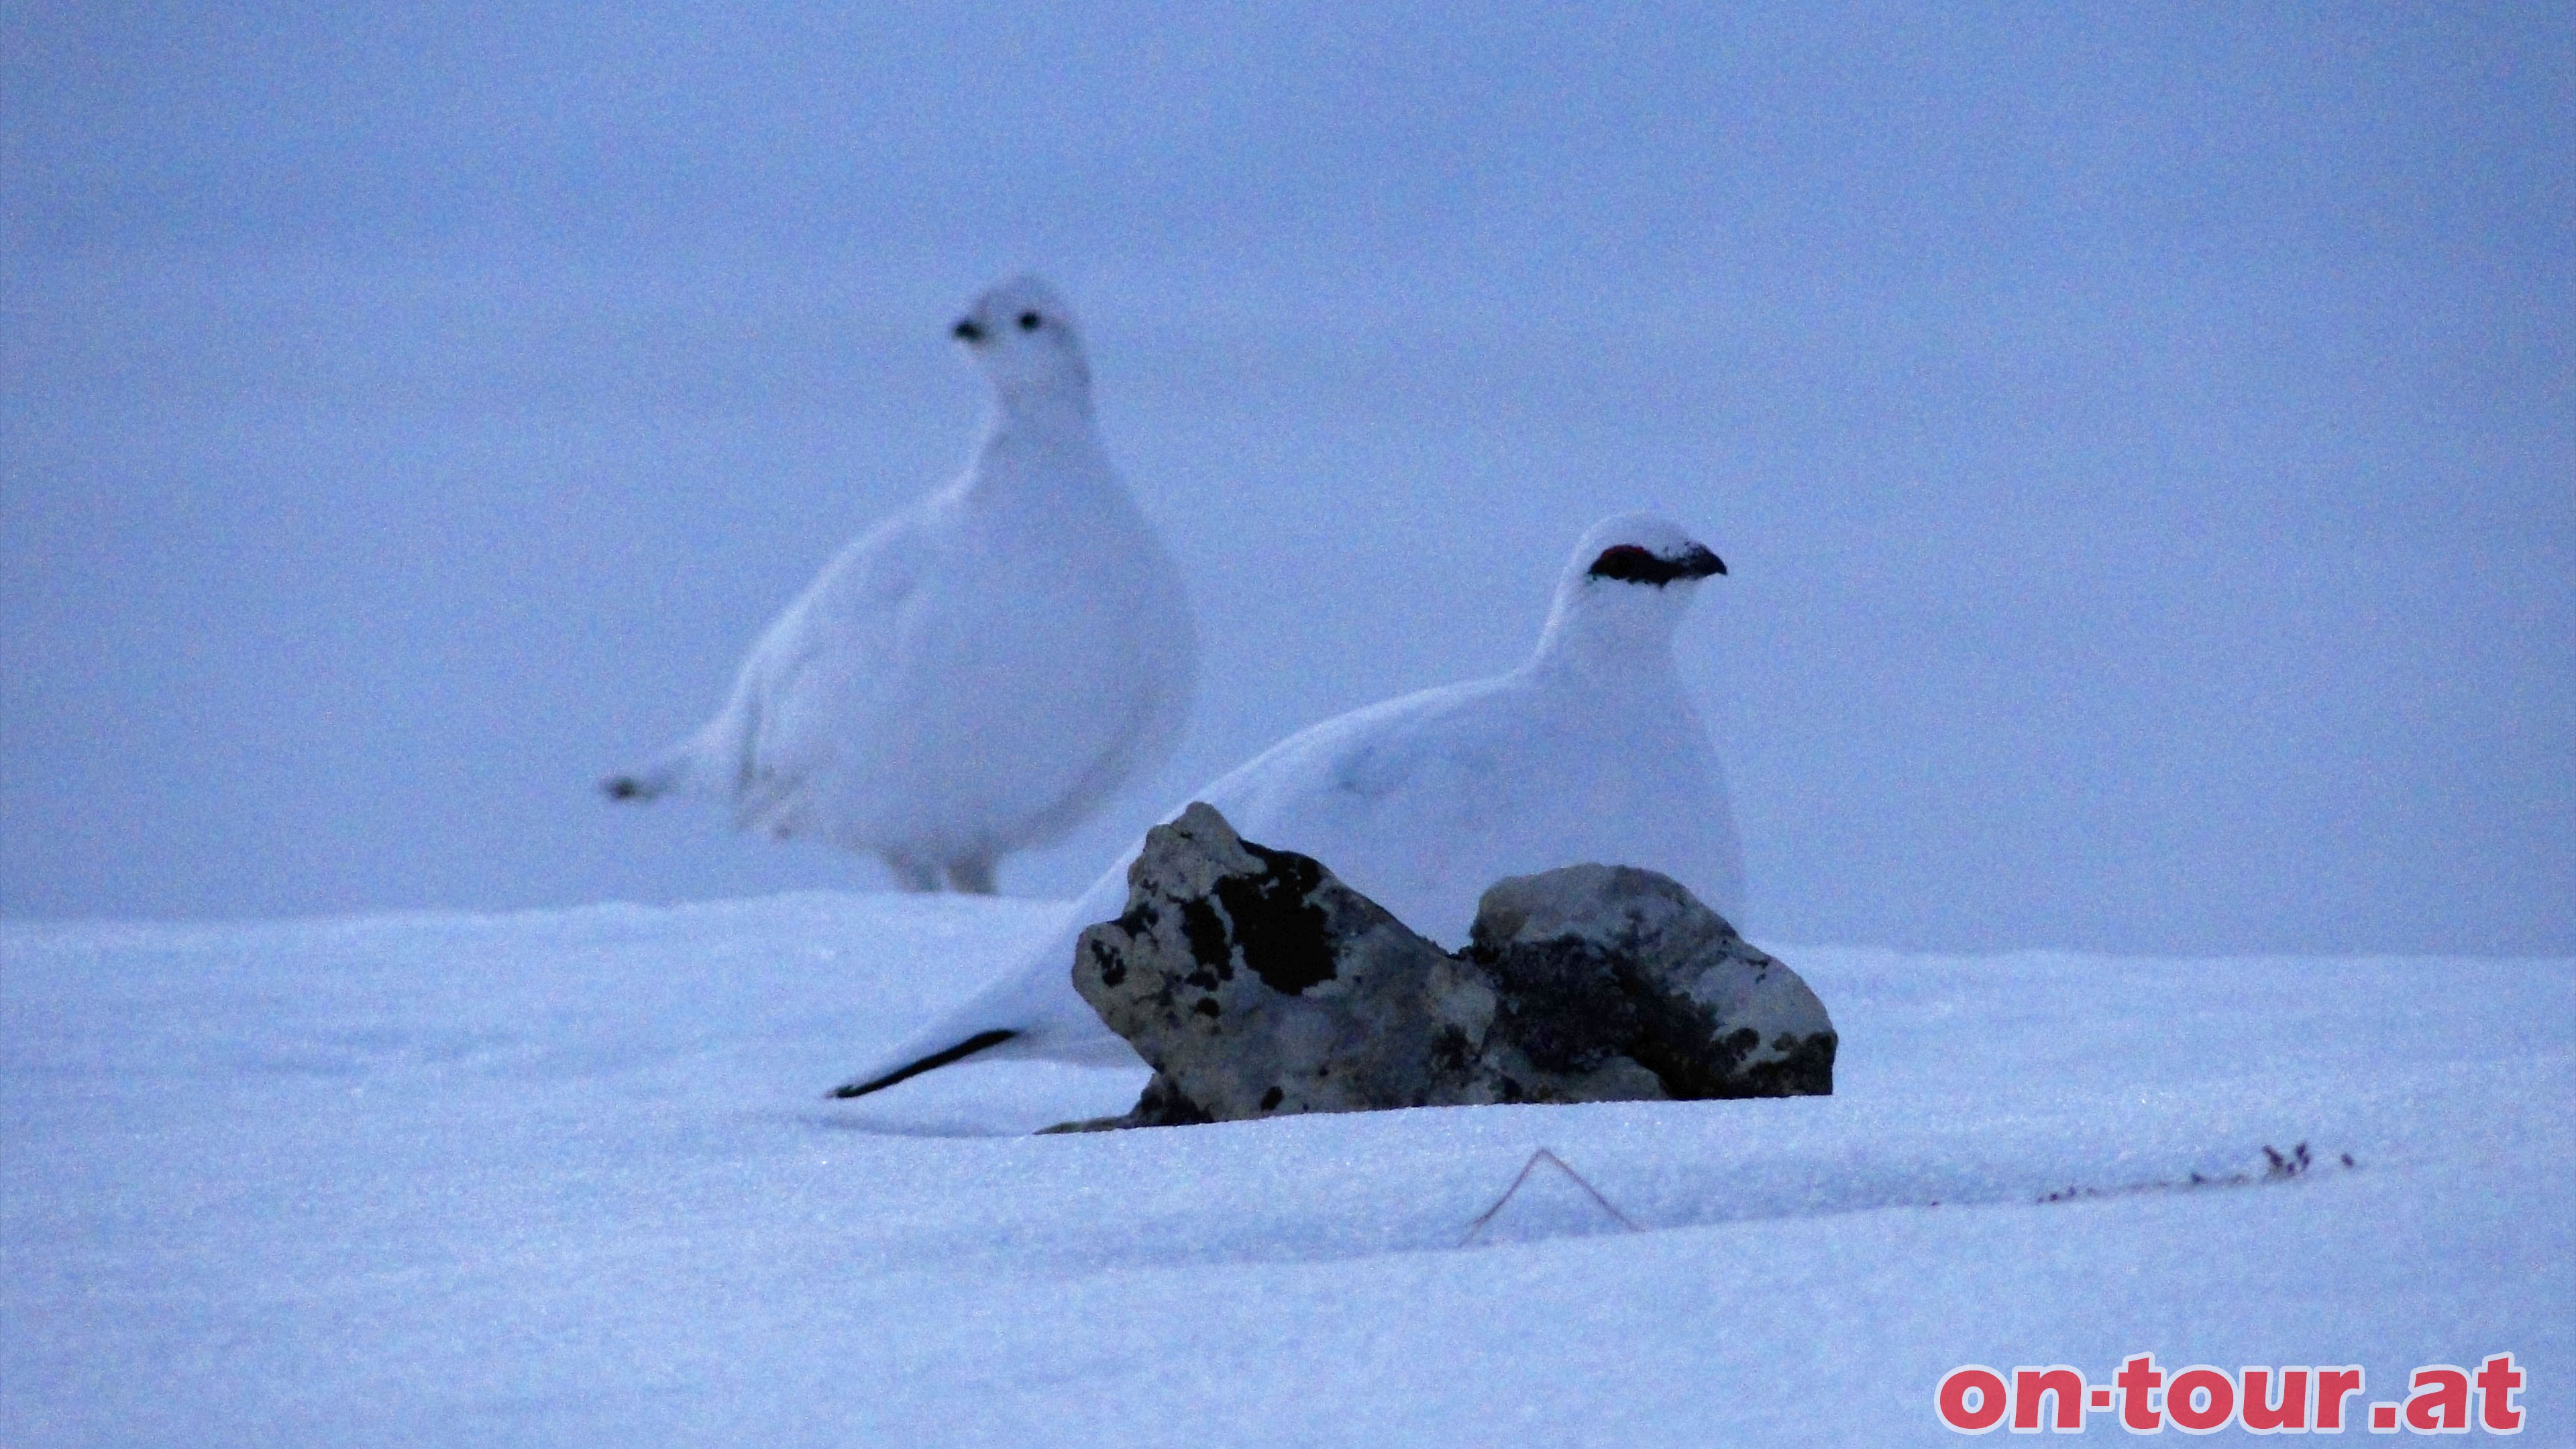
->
(5, 896, 2569, 1446)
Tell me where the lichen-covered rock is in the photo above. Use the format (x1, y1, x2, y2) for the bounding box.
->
(1466, 864, 1837, 1099)
(1065, 802, 1479, 1120)
(1060, 803, 1835, 1129)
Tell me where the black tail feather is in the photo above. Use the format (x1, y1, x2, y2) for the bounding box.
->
(828, 1029, 1019, 1099)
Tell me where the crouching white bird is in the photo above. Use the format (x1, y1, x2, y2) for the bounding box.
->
(605, 276, 1197, 894)
(831, 511, 1746, 1097)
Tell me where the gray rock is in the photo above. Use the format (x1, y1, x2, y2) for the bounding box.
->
(1464, 863, 1837, 1101)
(1057, 803, 1833, 1130)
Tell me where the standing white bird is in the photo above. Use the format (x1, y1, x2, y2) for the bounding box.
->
(606, 276, 1197, 894)
(831, 512, 1746, 1097)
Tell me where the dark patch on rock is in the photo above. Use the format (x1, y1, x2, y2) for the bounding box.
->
(1736, 1028, 1835, 1097)
(1428, 1024, 1477, 1077)
(1212, 841, 1334, 994)
(1058, 804, 1836, 1130)
(1178, 898, 1230, 976)
(1474, 936, 1643, 1075)
(1087, 938, 1126, 989)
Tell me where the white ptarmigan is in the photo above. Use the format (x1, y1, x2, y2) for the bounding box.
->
(605, 276, 1196, 894)
(830, 511, 1746, 1097)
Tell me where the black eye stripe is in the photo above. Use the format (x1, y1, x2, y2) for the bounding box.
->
(1587, 543, 1725, 586)
(1017, 311, 1042, 331)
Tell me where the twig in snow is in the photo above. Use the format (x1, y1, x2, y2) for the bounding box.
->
(2038, 1141, 2353, 1203)
(1460, 1147, 1640, 1247)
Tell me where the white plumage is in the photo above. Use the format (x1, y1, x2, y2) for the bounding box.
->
(833, 511, 1746, 1097)
(607, 276, 1196, 894)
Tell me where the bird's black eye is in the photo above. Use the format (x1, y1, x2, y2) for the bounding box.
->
(1017, 311, 1042, 331)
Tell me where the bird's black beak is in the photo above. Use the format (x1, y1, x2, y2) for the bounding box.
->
(1682, 544, 1726, 578)
(952, 318, 985, 342)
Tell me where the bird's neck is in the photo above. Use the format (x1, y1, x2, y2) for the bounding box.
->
(967, 391, 1114, 502)
(1527, 607, 1684, 689)
(987, 381, 1095, 435)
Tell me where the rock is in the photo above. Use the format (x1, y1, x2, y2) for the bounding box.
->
(1059, 803, 1833, 1129)
(1062, 802, 1479, 1121)
(1464, 863, 1837, 1100)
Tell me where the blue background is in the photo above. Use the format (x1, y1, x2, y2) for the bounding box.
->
(5, 3, 2569, 952)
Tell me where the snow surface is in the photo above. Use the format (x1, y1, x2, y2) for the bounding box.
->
(5, 894, 2570, 1445)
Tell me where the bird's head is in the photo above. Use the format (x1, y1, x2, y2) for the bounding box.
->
(1536, 512, 1727, 667)
(951, 274, 1091, 408)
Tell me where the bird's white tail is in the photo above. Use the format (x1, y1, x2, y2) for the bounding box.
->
(825, 908, 1142, 1099)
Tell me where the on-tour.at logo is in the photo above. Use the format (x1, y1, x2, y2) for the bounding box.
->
(1937, 1352, 2526, 1434)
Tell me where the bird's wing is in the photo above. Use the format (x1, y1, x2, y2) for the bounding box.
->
(715, 508, 933, 837)
(1199, 678, 1544, 936)
(830, 677, 1557, 1099)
